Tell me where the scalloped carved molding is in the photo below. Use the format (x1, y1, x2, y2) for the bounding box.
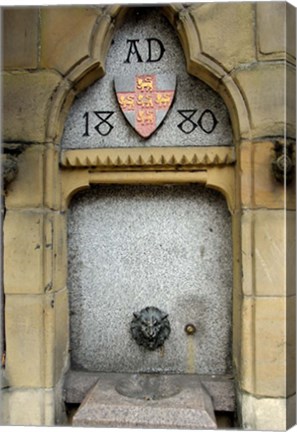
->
(61, 154, 236, 214)
(61, 146, 235, 169)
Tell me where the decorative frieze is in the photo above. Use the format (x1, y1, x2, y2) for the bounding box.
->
(61, 146, 235, 170)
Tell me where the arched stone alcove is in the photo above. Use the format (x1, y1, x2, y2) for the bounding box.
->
(3, 3, 294, 429)
(60, 6, 240, 425)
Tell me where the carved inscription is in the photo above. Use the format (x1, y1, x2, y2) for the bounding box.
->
(82, 107, 219, 138)
(177, 109, 218, 135)
(124, 38, 165, 63)
(83, 111, 114, 137)
(80, 36, 219, 140)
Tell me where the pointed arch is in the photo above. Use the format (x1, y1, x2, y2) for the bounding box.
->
(46, 4, 250, 145)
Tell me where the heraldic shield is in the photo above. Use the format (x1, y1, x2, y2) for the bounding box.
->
(114, 74, 176, 138)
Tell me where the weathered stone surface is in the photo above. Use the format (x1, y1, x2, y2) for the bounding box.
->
(5, 145, 44, 209)
(4, 290, 68, 391)
(52, 214, 68, 292)
(44, 145, 62, 211)
(1, 154, 18, 188)
(1, 388, 55, 426)
(234, 64, 295, 139)
(241, 209, 296, 297)
(239, 392, 295, 431)
(62, 8, 232, 149)
(240, 141, 296, 209)
(40, 7, 101, 75)
(287, 393, 297, 429)
(68, 185, 232, 375)
(3, 210, 66, 295)
(5, 210, 67, 297)
(287, 297, 296, 397)
(4, 211, 45, 294)
(5, 295, 45, 388)
(190, 3, 255, 72)
(241, 296, 295, 398)
(257, 2, 296, 61)
(3, 8, 39, 69)
(254, 296, 295, 398)
(63, 370, 102, 404)
(73, 373, 217, 429)
(202, 376, 235, 412)
(3, 71, 62, 143)
(54, 288, 69, 385)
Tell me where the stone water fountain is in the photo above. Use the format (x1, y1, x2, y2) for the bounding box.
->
(64, 185, 234, 428)
(62, 7, 235, 429)
(72, 304, 218, 428)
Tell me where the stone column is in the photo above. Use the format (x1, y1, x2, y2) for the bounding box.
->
(1, 13, 68, 423)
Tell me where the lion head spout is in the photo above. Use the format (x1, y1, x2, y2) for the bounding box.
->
(130, 306, 171, 351)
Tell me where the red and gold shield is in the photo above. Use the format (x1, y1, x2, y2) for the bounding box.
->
(114, 74, 176, 138)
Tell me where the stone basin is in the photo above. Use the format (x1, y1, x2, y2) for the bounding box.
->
(73, 373, 217, 429)
(115, 373, 181, 400)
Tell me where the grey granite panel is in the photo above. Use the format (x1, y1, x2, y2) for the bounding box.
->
(61, 8, 232, 148)
(114, 74, 136, 92)
(67, 185, 232, 375)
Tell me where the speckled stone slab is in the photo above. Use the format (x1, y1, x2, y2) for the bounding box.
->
(64, 370, 235, 412)
(72, 373, 217, 429)
(68, 184, 232, 374)
(61, 8, 232, 149)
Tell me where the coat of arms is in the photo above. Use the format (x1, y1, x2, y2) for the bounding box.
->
(114, 74, 176, 138)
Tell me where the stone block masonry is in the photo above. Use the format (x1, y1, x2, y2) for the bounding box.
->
(1, 3, 295, 429)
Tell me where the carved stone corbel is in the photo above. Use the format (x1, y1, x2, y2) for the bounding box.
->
(1, 144, 25, 192)
(271, 141, 295, 185)
(2, 154, 18, 190)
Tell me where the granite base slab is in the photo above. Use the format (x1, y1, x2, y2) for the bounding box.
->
(72, 373, 217, 429)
